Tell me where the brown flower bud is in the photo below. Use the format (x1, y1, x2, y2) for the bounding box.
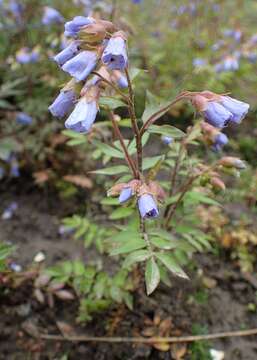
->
(107, 183, 127, 197)
(211, 177, 226, 191)
(148, 181, 166, 203)
(218, 156, 246, 170)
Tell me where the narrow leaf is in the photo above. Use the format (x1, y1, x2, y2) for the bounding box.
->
(156, 253, 189, 279)
(90, 165, 129, 175)
(123, 250, 150, 268)
(145, 258, 160, 295)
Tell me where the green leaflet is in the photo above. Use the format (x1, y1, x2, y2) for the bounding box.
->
(123, 250, 150, 268)
(145, 258, 160, 295)
(93, 140, 124, 158)
(148, 124, 185, 139)
(155, 252, 189, 279)
(90, 165, 129, 175)
(99, 97, 126, 109)
(142, 91, 170, 124)
(110, 238, 146, 256)
(109, 207, 134, 220)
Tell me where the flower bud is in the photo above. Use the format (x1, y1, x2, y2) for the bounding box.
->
(107, 183, 127, 197)
(219, 156, 246, 170)
(210, 177, 226, 191)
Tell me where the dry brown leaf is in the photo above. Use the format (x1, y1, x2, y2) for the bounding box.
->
(170, 343, 187, 360)
(159, 318, 172, 336)
(54, 290, 75, 300)
(202, 276, 217, 289)
(152, 340, 170, 352)
(142, 327, 156, 337)
(50, 134, 67, 148)
(56, 321, 76, 337)
(63, 175, 93, 189)
(33, 170, 51, 184)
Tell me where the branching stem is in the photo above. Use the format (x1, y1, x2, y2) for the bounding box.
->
(109, 111, 138, 178)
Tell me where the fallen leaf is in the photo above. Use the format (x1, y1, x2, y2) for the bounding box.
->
(34, 288, 45, 304)
(63, 175, 93, 189)
(202, 276, 217, 289)
(170, 343, 187, 360)
(56, 321, 76, 337)
(33, 170, 51, 184)
(55, 290, 75, 300)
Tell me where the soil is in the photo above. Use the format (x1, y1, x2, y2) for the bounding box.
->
(0, 179, 257, 360)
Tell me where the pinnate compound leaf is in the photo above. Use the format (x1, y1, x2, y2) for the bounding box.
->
(145, 258, 160, 295)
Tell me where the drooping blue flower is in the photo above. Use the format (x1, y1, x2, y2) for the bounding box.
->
(223, 29, 242, 42)
(49, 90, 76, 118)
(221, 96, 250, 124)
(65, 97, 98, 133)
(64, 16, 94, 37)
(1, 202, 18, 220)
(161, 136, 173, 145)
(138, 194, 159, 219)
(192, 58, 207, 68)
(8, 0, 23, 20)
(102, 35, 128, 70)
(53, 40, 81, 66)
(249, 34, 257, 46)
(119, 187, 133, 203)
(246, 52, 257, 64)
(212, 132, 228, 152)
(62, 50, 98, 82)
(215, 57, 239, 73)
(42, 6, 64, 25)
(16, 48, 39, 64)
(203, 102, 233, 128)
(16, 112, 32, 125)
(112, 70, 128, 88)
(10, 162, 20, 177)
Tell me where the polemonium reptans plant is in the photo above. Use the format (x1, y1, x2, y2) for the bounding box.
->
(49, 15, 249, 295)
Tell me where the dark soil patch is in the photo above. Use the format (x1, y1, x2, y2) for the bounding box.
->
(0, 180, 257, 359)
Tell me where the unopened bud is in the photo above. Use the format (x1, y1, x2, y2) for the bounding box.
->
(211, 177, 226, 191)
(219, 156, 246, 170)
(107, 183, 127, 197)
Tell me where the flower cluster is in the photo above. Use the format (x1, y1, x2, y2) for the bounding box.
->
(191, 91, 249, 152)
(49, 16, 129, 133)
(108, 180, 166, 219)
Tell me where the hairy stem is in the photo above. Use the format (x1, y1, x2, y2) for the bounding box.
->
(109, 111, 138, 178)
(125, 67, 142, 176)
(91, 71, 129, 103)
